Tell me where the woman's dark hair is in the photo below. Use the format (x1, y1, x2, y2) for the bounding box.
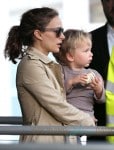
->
(4, 7, 58, 64)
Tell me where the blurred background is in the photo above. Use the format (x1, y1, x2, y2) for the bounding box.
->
(0, 0, 106, 142)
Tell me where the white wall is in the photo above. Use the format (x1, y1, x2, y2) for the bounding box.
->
(0, 0, 105, 117)
(0, 0, 106, 143)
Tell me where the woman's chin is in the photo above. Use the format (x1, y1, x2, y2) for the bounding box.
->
(53, 49, 60, 53)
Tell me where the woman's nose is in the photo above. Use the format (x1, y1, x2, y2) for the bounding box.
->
(61, 32, 65, 40)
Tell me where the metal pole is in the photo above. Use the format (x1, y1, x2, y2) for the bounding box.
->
(0, 117, 23, 124)
(0, 126, 114, 136)
(0, 143, 113, 150)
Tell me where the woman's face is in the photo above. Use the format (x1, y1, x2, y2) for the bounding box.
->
(35, 16, 65, 55)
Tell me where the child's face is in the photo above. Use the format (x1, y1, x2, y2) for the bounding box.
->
(68, 39, 93, 69)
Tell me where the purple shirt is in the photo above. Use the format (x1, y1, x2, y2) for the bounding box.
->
(62, 66, 105, 117)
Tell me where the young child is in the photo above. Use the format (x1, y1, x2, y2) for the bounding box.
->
(53, 29, 105, 144)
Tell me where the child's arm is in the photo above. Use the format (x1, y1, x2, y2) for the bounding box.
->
(65, 74, 88, 92)
(90, 75, 105, 101)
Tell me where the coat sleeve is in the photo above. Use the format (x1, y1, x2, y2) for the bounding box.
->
(22, 61, 95, 126)
(93, 70, 105, 103)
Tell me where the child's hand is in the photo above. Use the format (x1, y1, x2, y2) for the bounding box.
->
(74, 74, 89, 86)
(66, 74, 88, 90)
(89, 76, 103, 99)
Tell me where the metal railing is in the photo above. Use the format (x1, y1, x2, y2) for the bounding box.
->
(0, 116, 114, 150)
(0, 143, 114, 150)
(0, 125, 114, 136)
(0, 116, 114, 136)
(0, 116, 23, 125)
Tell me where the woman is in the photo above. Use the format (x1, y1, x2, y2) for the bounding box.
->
(4, 7, 95, 143)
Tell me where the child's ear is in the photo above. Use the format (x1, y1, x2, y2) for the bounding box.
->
(66, 52, 74, 62)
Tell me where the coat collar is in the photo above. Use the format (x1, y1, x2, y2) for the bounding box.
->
(26, 47, 64, 89)
(26, 47, 53, 64)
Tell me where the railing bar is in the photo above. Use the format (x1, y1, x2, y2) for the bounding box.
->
(0, 126, 114, 136)
(0, 143, 114, 150)
(0, 117, 23, 125)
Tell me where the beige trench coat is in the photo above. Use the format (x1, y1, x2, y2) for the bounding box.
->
(16, 47, 95, 143)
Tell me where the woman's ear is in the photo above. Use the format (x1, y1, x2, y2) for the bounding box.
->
(66, 52, 74, 62)
(34, 29, 43, 40)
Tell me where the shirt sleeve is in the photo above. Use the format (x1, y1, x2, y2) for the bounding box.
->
(93, 70, 105, 103)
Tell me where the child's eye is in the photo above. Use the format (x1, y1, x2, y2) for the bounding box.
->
(84, 49, 89, 52)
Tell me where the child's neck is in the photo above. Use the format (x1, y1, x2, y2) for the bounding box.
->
(68, 65, 84, 71)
